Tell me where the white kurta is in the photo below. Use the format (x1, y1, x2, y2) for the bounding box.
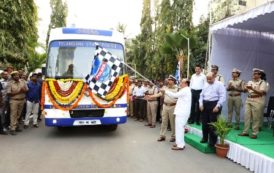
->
(166, 87, 192, 148)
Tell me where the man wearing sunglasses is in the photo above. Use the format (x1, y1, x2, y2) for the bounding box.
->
(239, 68, 267, 139)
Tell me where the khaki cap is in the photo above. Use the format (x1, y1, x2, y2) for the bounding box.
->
(253, 68, 264, 73)
(232, 68, 241, 73)
(167, 75, 176, 82)
(10, 71, 19, 76)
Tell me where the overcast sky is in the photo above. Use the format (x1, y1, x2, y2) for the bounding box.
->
(35, 0, 209, 48)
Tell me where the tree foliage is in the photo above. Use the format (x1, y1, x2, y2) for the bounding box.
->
(0, 0, 38, 67)
(46, 0, 68, 48)
(129, 0, 154, 77)
(211, 0, 239, 23)
(190, 18, 209, 73)
(171, 0, 193, 31)
(126, 0, 208, 79)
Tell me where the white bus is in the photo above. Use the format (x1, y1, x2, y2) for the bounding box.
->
(42, 28, 128, 130)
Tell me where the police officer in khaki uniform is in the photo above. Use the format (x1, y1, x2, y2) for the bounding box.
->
(211, 65, 225, 84)
(148, 75, 178, 142)
(7, 71, 28, 135)
(227, 68, 245, 130)
(239, 68, 267, 139)
(145, 81, 159, 128)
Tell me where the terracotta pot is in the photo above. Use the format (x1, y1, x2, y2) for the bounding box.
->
(215, 144, 229, 158)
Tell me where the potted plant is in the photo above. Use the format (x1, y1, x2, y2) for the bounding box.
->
(210, 116, 232, 158)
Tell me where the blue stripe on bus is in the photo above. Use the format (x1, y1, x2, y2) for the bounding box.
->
(45, 116, 127, 127)
(49, 40, 124, 50)
(62, 28, 113, 36)
(44, 104, 128, 109)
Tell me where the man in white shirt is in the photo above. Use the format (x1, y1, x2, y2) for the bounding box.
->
(165, 79, 192, 150)
(199, 72, 226, 147)
(133, 80, 146, 121)
(189, 65, 206, 125)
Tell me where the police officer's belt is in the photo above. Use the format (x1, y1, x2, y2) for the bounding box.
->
(11, 98, 25, 101)
(248, 95, 262, 98)
(164, 102, 176, 106)
(229, 93, 241, 97)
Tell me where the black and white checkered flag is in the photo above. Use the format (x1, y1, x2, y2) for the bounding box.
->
(85, 45, 123, 98)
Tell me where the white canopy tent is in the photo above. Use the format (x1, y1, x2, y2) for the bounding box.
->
(209, 1, 274, 111)
(208, 2, 274, 173)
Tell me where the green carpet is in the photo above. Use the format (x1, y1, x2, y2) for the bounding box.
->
(188, 123, 274, 158)
(185, 133, 215, 153)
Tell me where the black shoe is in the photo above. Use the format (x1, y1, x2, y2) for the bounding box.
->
(0, 131, 8, 135)
(200, 139, 207, 143)
(238, 133, 249, 136)
(207, 144, 215, 148)
(169, 137, 176, 142)
(33, 124, 39, 128)
(10, 130, 16, 135)
(24, 125, 29, 129)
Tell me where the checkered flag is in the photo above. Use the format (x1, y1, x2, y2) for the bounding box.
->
(85, 45, 123, 98)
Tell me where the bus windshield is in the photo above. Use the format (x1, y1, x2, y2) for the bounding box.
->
(46, 40, 124, 79)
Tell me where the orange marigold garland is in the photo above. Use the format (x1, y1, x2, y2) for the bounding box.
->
(52, 80, 78, 97)
(40, 81, 46, 110)
(47, 80, 84, 105)
(88, 76, 128, 108)
(41, 76, 128, 110)
(43, 79, 87, 111)
(45, 83, 87, 111)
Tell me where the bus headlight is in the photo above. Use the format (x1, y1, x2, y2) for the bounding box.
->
(53, 119, 57, 124)
(116, 118, 120, 122)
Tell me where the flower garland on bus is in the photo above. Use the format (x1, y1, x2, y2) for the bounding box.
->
(41, 76, 128, 110)
(45, 81, 87, 111)
(42, 79, 87, 111)
(47, 79, 84, 104)
(104, 76, 125, 101)
(88, 75, 128, 108)
(40, 81, 46, 110)
(47, 84, 87, 111)
(53, 80, 77, 97)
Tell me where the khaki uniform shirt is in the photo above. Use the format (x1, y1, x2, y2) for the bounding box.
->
(246, 79, 267, 103)
(7, 79, 28, 100)
(227, 78, 244, 96)
(216, 74, 225, 84)
(146, 86, 158, 101)
(154, 85, 178, 104)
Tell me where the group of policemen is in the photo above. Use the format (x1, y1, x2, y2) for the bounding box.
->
(190, 64, 268, 141)
(129, 64, 269, 150)
(0, 67, 42, 136)
(129, 75, 178, 142)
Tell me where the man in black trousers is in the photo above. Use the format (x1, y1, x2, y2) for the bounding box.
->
(199, 72, 226, 147)
(189, 65, 206, 125)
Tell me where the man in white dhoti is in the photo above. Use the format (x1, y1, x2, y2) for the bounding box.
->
(164, 78, 192, 150)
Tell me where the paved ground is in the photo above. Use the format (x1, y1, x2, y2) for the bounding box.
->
(0, 118, 250, 173)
